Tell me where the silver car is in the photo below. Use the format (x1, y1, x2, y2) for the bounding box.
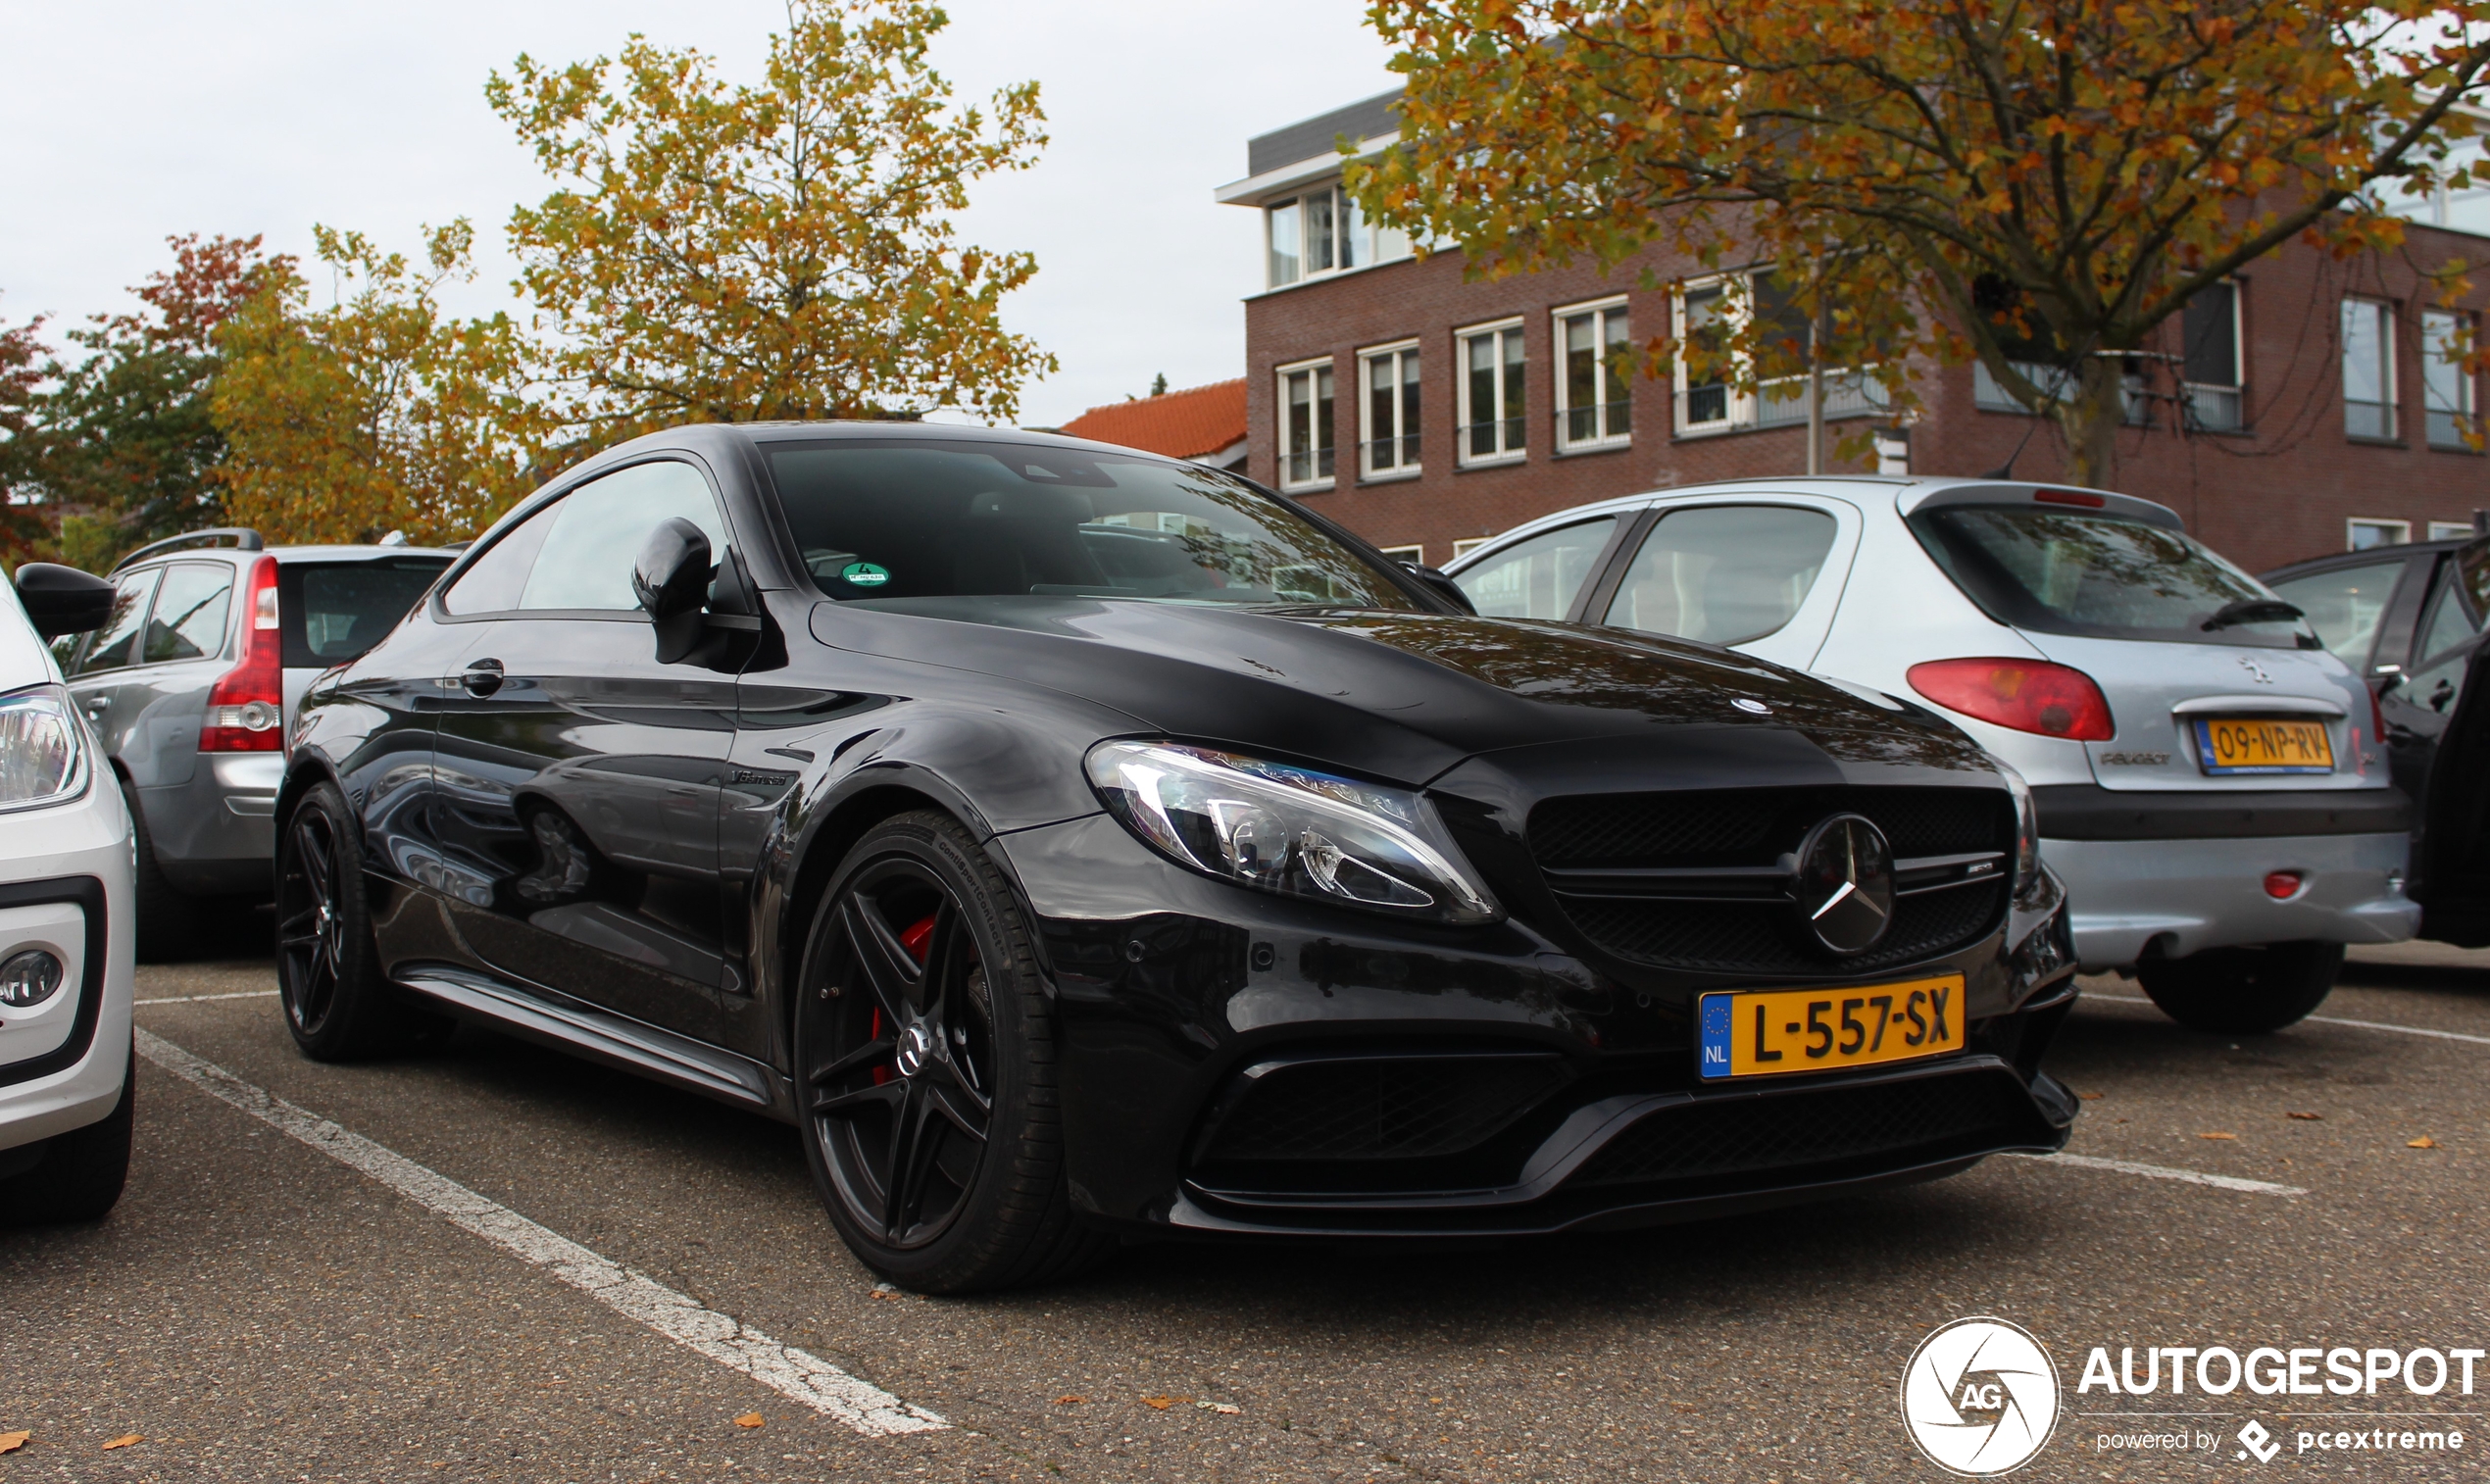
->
(53, 528, 454, 959)
(1444, 476, 2417, 1032)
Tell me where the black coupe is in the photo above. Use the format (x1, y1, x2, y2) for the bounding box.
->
(283, 423, 2079, 1292)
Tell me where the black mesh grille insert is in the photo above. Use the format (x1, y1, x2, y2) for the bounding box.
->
(1204, 1055, 1571, 1162)
(1569, 1068, 2036, 1188)
(1529, 787, 2007, 869)
(1562, 879, 2006, 973)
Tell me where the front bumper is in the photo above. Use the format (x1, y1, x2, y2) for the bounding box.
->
(2, 775, 136, 1153)
(994, 814, 2078, 1239)
(2043, 831, 2417, 970)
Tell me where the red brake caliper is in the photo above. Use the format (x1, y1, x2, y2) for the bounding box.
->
(871, 915, 939, 1086)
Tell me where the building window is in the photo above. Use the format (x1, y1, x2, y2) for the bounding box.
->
(1556, 299, 1631, 450)
(2430, 520, 2475, 539)
(2423, 309, 2476, 449)
(1458, 321, 1526, 465)
(2343, 298, 2397, 439)
(2182, 281, 2244, 431)
(1676, 274, 1887, 434)
(1452, 537, 1492, 560)
(1276, 359, 1335, 489)
(1360, 342, 1420, 477)
(1264, 183, 1413, 289)
(2349, 518, 2412, 550)
(1377, 543, 1424, 565)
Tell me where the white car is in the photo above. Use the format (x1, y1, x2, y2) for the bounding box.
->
(1, 562, 137, 1222)
(1443, 476, 2417, 1033)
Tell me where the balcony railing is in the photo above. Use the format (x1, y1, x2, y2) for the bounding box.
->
(1755, 372, 1890, 429)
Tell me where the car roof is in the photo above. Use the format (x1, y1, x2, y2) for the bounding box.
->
(1443, 475, 2185, 568)
(115, 543, 460, 571)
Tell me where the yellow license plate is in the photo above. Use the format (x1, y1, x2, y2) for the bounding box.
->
(1697, 975, 1964, 1081)
(2193, 717, 2335, 775)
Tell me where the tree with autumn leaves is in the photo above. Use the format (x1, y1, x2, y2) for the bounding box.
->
(9, 0, 1047, 556)
(1350, 0, 2490, 485)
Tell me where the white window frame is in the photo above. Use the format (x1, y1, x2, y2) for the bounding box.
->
(1376, 543, 1424, 565)
(1553, 296, 1632, 452)
(2348, 518, 2412, 551)
(1358, 340, 1422, 480)
(1452, 537, 1492, 560)
(1456, 318, 1527, 468)
(2429, 520, 2475, 540)
(2342, 297, 2399, 440)
(2421, 307, 2477, 450)
(1274, 356, 1337, 492)
(2181, 278, 2246, 432)
(1674, 274, 1747, 435)
(1263, 180, 1415, 291)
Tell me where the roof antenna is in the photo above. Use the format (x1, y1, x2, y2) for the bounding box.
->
(1978, 460, 2015, 480)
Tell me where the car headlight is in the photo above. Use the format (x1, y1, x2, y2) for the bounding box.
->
(1085, 740, 1501, 925)
(1992, 757, 2042, 900)
(0, 684, 89, 814)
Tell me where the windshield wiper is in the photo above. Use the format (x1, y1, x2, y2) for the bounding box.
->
(2201, 598, 2305, 631)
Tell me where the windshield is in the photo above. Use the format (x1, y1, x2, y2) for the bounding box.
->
(1910, 506, 2317, 649)
(764, 441, 1422, 610)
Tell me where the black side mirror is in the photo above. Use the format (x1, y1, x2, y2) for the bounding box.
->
(633, 519, 713, 664)
(13, 563, 116, 638)
(1401, 562, 1477, 616)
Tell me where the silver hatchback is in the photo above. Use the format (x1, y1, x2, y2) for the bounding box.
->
(53, 528, 454, 959)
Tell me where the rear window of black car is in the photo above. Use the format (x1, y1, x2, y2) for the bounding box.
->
(281, 560, 450, 668)
(1909, 506, 2317, 648)
(762, 441, 1421, 610)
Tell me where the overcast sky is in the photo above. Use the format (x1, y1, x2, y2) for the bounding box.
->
(0, 0, 1398, 428)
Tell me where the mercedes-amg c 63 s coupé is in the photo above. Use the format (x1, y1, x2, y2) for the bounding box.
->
(282, 421, 2080, 1291)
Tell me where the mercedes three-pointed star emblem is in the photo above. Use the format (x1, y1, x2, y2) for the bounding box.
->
(1794, 814, 1896, 955)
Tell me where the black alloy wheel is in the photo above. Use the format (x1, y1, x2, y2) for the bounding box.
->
(274, 781, 450, 1061)
(795, 812, 1108, 1293)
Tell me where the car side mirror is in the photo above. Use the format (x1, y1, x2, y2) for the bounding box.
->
(633, 519, 714, 664)
(12, 563, 116, 638)
(1402, 562, 1477, 616)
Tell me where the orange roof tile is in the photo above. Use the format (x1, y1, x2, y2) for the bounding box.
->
(1059, 378, 1246, 461)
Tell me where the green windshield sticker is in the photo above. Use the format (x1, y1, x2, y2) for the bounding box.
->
(840, 562, 890, 588)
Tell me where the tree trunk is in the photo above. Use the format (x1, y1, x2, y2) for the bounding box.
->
(2053, 356, 2124, 490)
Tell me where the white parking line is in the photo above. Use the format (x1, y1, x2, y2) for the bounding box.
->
(2084, 992, 2490, 1047)
(2003, 1151, 2308, 1197)
(134, 990, 280, 1005)
(131, 1027, 946, 1437)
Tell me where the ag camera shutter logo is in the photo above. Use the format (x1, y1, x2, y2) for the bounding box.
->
(1901, 1316, 2062, 1475)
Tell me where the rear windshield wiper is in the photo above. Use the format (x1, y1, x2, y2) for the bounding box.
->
(2201, 598, 2304, 631)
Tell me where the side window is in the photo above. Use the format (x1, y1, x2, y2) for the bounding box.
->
(1452, 518, 1618, 620)
(74, 568, 162, 674)
(2405, 571, 2485, 716)
(1603, 504, 1838, 646)
(2266, 561, 2405, 670)
(519, 462, 730, 612)
(141, 563, 235, 664)
(441, 499, 566, 617)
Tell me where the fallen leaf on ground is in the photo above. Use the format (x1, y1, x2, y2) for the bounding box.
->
(2287, 1112, 2322, 1120)
(1196, 1401, 1241, 1414)
(2409, 1136, 2439, 1149)
(102, 1436, 140, 1450)
(2079, 1092, 2104, 1101)
(733, 1413, 765, 1428)
(1055, 1396, 1085, 1407)
(2199, 1132, 2238, 1140)
(1141, 1396, 1188, 1410)
(0, 1432, 27, 1455)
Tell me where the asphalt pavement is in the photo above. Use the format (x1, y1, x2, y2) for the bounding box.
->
(3, 938, 2484, 1483)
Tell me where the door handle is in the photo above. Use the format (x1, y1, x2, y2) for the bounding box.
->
(461, 660, 505, 697)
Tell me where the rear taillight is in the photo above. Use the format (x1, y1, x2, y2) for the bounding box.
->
(202, 556, 282, 753)
(1907, 657, 2116, 741)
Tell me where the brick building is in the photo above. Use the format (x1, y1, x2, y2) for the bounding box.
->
(1218, 90, 2490, 574)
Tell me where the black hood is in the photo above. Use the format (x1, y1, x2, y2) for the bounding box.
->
(810, 597, 1991, 787)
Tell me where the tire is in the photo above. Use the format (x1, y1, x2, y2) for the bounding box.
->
(2136, 940, 2344, 1033)
(121, 772, 200, 964)
(0, 1049, 133, 1225)
(793, 811, 1110, 1294)
(275, 781, 453, 1061)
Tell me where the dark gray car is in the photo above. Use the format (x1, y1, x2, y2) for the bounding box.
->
(54, 528, 453, 958)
